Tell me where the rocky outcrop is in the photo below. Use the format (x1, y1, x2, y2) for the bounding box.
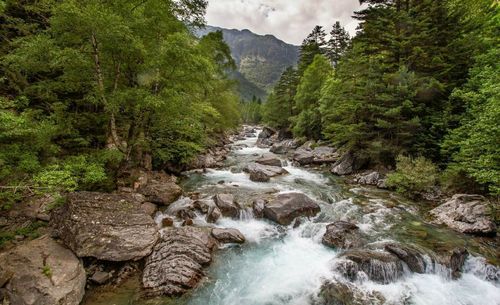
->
(0, 235, 86, 305)
(317, 279, 385, 305)
(213, 194, 240, 218)
(256, 155, 282, 167)
(322, 221, 364, 249)
(263, 192, 321, 225)
(270, 139, 300, 154)
(331, 152, 365, 176)
(142, 227, 216, 296)
(336, 249, 404, 284)
(51, 192, 159, 261)
(430, 194, 497, 236)
(245, 163, 288, 182)
(384, 243, 427, 274)
(211, 228, 245, 244)
(136, 171, 182, 205)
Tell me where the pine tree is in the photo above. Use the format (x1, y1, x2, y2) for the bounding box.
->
(297, 26, 327, 75)
(327, 21, 350, 66)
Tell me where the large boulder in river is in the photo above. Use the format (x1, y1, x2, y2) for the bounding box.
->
(336, 249, 404, 284)
(331, 152, 366, 176)
(317, 279, 386, 305)
(213, 194, 240, 218)
(384, 243, 427, 274)
(293, 148, 314, 165)
(0, 235, 86, 305)
(256, 155, 282, 167)
(211, 228, 245, 244)
(430, 194, 496, 236)
(142, 227, 217, 296)
(263, 192, 320, 225)
(258, 126, 276, 139)
(270, 139, 300, 154)
(51, 192, 159, 261)
(245, 162, 288, 182)
(136, 171, 182, 205)
(322, 221, 364, 249)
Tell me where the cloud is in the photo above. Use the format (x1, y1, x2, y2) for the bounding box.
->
(206, 0, 363, 45)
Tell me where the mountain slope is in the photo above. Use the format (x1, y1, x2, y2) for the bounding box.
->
(197, 26, 299, 97)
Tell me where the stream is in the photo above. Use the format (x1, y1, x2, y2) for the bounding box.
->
(84, 127, 500, 305)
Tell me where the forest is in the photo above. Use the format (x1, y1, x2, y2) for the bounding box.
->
(0, 1, 499, 305)
(261, 0, 499, 197)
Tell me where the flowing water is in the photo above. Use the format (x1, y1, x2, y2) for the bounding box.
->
(84, 127, 500, 305)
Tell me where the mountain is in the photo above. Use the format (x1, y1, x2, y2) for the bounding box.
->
(197, 26, 300, 99)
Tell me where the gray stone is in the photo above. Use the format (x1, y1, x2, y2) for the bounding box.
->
(245, 163, 288, 182)
(384, 243, 427, 274)
(51, 192, 159, 261)
(141, 202, 158, 216)
(430, 194, 496, 235)
(322, 221, 363, 249)
(252, 199, 267, 218)
(142, 227, 216, 296)
(211, 228, 245, 244)
(263, 192, 320, 225)
(270, 140, 300, 154)
(90, 271, 112, 285)
(0, 235, 86, 305)
(213, 194, 240, 218)
(136, 171, 182, 205)
(256, 155, 282, 167)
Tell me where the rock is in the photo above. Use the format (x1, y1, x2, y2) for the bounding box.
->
(312, 146, 339, 164)
(322, 221, 364, 249)
(337, 249, 404, 284)
(213, 194, 240, 218)
(293, 148, 314, 165)
(252, 199, 267, 218)
(331, 152, 363, 176)
(141, 202, 158, 216)
(161, 217, 174, 227)
(292, 218, 302, 228)
(384, 243, 427, 273)
(317, 279, 386, 305)
(270, 139, 300, 154)
(7, 194, 54, 222)
(0, 235, 86, 305)
(142, 227, 216, 296)
(430, 194, 497, 235)
(256, 155, 282, 167)
(165, 197, 196, 220)
(136, 171, 182, 205)
(51, 192, 159, 261)
(258, 126, 276, 139)
(437, 248, 469, 279)
(263, 192, 321, 225)
(182, 218, 194, 226)
(356, 171, 383, 186)
(90, 271, 112, 285)
(206, 205, 222, 223)
(211, 228, 245, 244)
(245, 163, 288, 182)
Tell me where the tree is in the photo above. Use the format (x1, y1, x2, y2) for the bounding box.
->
(262, 67, 299, 129)
(327, 21, 350, 66)
(292, 54, 333, 140)
(297, 26, 327, 75)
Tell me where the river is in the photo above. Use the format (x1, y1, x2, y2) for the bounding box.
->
(84, 127, 500, 305)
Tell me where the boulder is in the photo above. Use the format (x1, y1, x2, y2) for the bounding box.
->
(211, 228, 245, 244)
(258, 126, 276, 139)
(165, 197, 196, 220)
(263, 192, 321, 225)
(312, 146, 339, 164)
(0, 235, 86, 305)
(331, 152, 359, 176)
(322, 221, 364, 249)
(142, 227, 216, 296)
(356, 171, 383, 186)
(252, 199, 267, 218)
(317, 279, 386, 305)
(256, 155, 282, 167)
(213, 194, 240, 218)
(51, 192, 159, 261)
(136, 171, 182, 205)
(245, 163, 288, 182)
(193, 199, 221, 223)
(430, 194, 497, 235)
(140, 202, 158, 216)
(293, 148, 314, 165)
(337, 249, 404, 284)
(384, 243, 427, 273)
(436, 248, 469, 279)
(270, 139, 300, 154)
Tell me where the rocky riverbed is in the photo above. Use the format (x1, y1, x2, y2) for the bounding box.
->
(1, 126, 498, 305)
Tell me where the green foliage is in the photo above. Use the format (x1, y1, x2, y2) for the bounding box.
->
(386, 155, 439, 198)
(0, 221, 46, 247)
(41, 265, 52, 278)
(240, 96, 262, 124)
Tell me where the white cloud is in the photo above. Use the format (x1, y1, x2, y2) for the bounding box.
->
(206, 0, 363, 45)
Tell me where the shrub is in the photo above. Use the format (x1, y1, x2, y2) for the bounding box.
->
(386, 155, 438, 198)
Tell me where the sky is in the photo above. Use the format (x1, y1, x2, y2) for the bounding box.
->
(206, 0, 364, 45)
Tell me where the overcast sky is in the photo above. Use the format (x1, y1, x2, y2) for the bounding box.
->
(206, 0, 363, 45)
